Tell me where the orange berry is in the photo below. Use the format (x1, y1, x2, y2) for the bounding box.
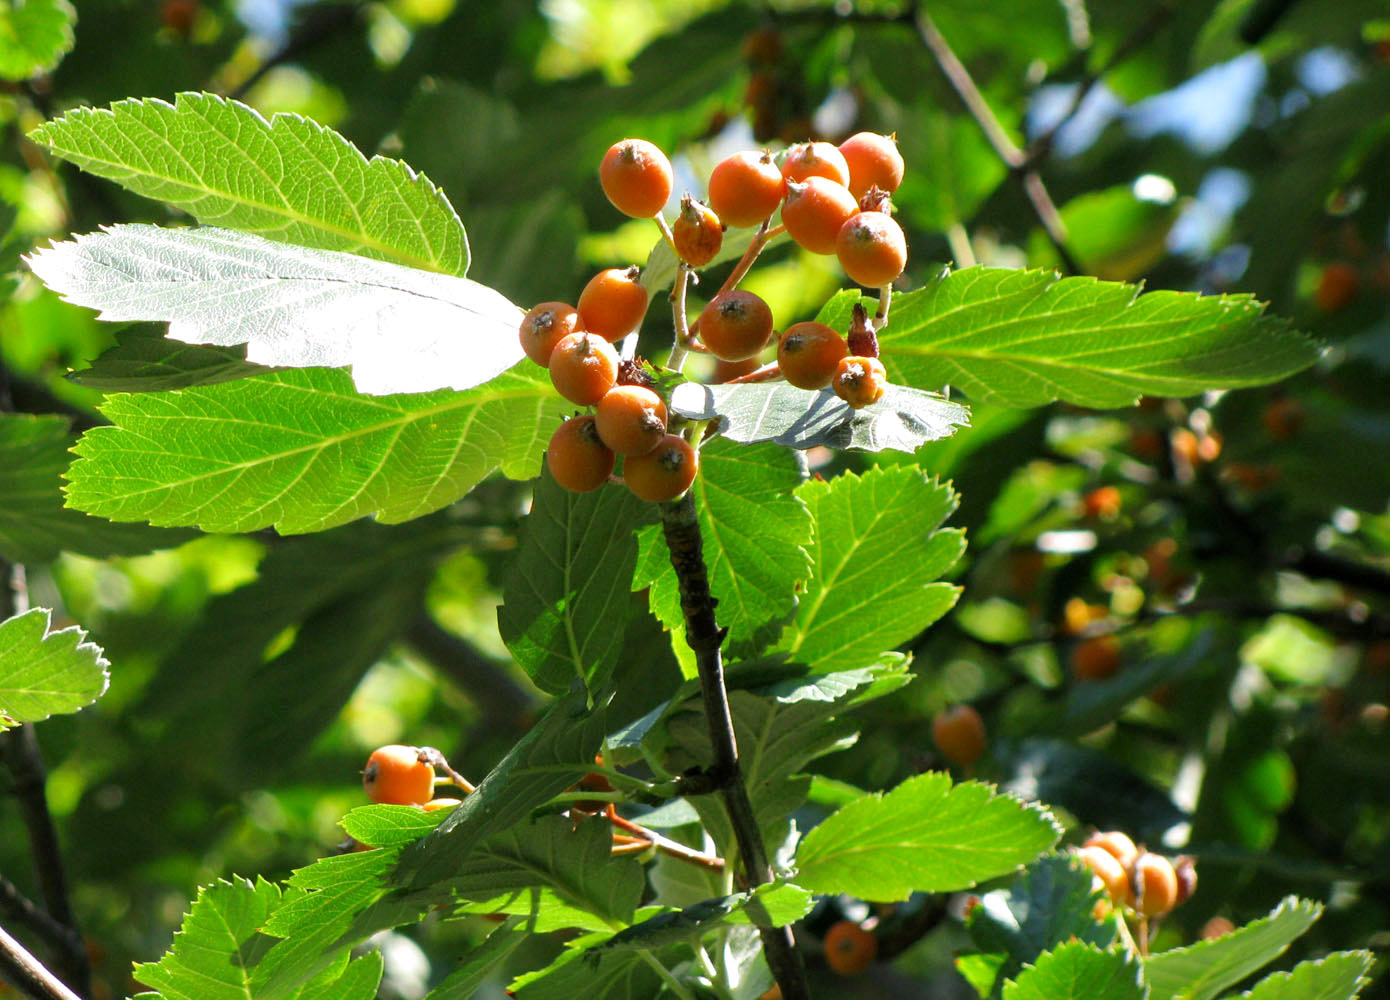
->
(1315, 262, 1359, 312)
(1201, 916, 1235, 939)
(823, 920, 877, 976)
(780, 140, 851, 188)
(713, 356, 763, 382)
(578, 267, 649, 341)
(1078, 845, 1133, 907)
(1082, 486, 1122, 520)
(1071, 635, 1122, 681)
(1132, 852, 1179, 917)
(549, 332, 618, 406)
(836, 210, 907, 287)
(547, 415, 615, 493)
(624, 434, 699, 502)
(423, 797, 463, 812)
(931, 704, 986, 768)
(777, 321, 848, 390)
(839, 131, 904, 199)
(672, 195, 724, 267)
(599, 138, 674, 219)
(781, 177, 859, 254)
(708, 150, 786, 228)
(162, 0, 197, 35)
(1083, 830, 1139, 871)
(1261, 397, 1304, 440)
(700, 289, 775, 362)
(595, 385, 668, 456)
(519, 301, 583, 367)
(363, 745, 435, 806)
(832, 355, 887, 409)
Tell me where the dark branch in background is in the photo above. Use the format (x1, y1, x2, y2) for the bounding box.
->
(1023, 3, 1175, 167)
(0, 877, 83, 984)
(913, 6, 1082, 275)
(1282, 548, 1390, 600)
(658, 495, 809, 1000)
(229, 4, 363, 102)
(0, 926, 82, 1000)
(402, 614, 536, 729)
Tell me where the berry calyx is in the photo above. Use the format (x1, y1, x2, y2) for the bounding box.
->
(699, 289, 775, 362)
(781, 177, 859, 255)
(780, 140, 851, 188)
(777, 321, 848, 390)
(836, 210, 907, 287)
(578, 266, 650, 341)
(363, 745, 435, 806)
(832, 355, 888, 409)
(547, 415, 616, 493)
(707, 150, 786, 228)
(624, 434, 699, 502)
(599, 138, 674, 219)
(839, 131, 905, 199)
(519, 301, 583, 367)
(1132, 852, 1180, 917)
(931, 704, 987, 768)
(672, 195, 724, 267)
(823, 919, 877, 976)
(549, 332, 619, 406)
(595, 384, 669, 456)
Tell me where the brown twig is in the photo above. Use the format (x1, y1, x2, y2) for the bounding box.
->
(402, 614, 536, 730)
(913, 6, 1083, 274)
(0, 925, 82, 1000)
(606, 807, 726, 873)
(657, 495, 808, 999)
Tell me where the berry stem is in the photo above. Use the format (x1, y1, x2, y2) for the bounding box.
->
(723, 361, 784, 384)
(657, 495, 809, 1000)
(653, 212, 679, 257)
(668, 263, 693, 372)
(873, 283, 893, 330)
(689, 221, 785, 339)
(606, 806, 726, 872)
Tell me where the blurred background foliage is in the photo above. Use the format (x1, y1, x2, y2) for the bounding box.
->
(1, 0, 1388, 997)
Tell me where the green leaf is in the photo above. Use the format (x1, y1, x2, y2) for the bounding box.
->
(340, 805, 441, 848)
(67, 328, 272, 392)
(395, 690, 606, 890)
(435, 813, 645, 924)
(0, 413, 193, 562)
(669, 381, 970, 453)
(0, 0, 74, 81)
(587, 884, 813, 956)
(133, 877, 283, 999)
(778, 467, 965, 673)
(666, 659, 913, 854)
(422, 918, 531, 1000)
(1002, 942, 1144, 1000)
(27, 225, 522, 395)
(29, 93, 468, 274)
(1143, 896, 1323, 1000)
(633, 439, 811, 647)
(510, 944, 678, 1000)
(817, 269, 1321, 407)
(964, 856, 1117, 996)
(65, 366, 567, 534)
(1239, 952, 1375, 1000)
(795, 773, 1062, 901)
(499, 467, 654, 697)
(0, 608, 108, 730)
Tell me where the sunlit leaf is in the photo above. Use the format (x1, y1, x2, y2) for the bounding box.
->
(64, 366, 565, 534)
(0, 0, 74, 81)
(30, 92, 467, 274)
(0, 608, 108, 730)
(1003, 942, 1144, 1000)
(27, 225, 521, 395)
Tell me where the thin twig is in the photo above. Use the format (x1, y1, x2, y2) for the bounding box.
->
(913, 5, 1083, 273)
(0, 877, 84, 989)
(669, 264, 693, 372)
(0, 925, 82, 1000)
(228, 4, 362, 101)
(606, 807, 726, 872)
(657, 496, 808, 1000)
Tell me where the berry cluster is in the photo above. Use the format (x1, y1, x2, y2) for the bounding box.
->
(521, 131, 910, 499)
(1077, 829, 1196, 921)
